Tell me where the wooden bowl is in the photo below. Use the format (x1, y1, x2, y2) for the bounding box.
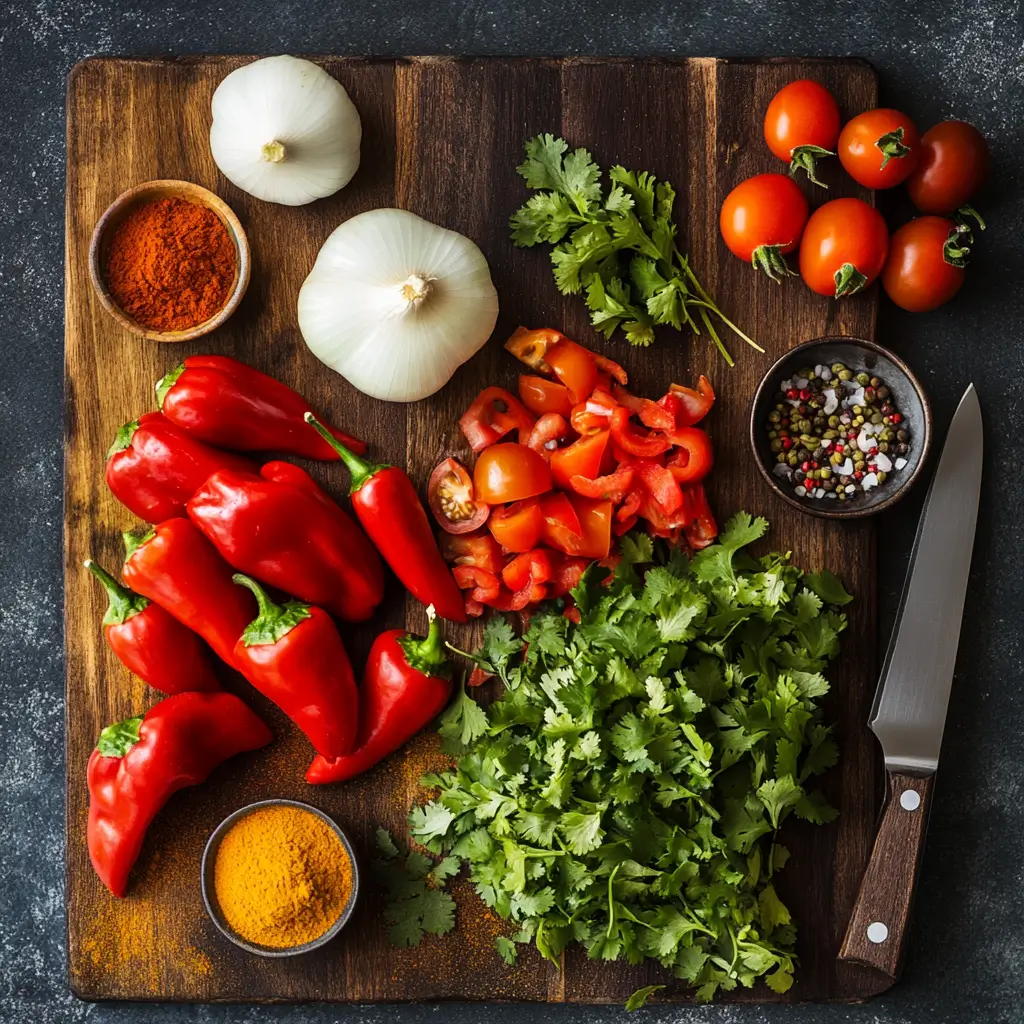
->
(201, 799, 359, 958)
(749, 337, 932, 519)
(88, 179, 250, 342)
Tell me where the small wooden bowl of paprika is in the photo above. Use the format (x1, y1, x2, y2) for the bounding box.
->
(89, 179, 250, 343)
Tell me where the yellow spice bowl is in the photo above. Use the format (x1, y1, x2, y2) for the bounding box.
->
(201, 798, 359, 957)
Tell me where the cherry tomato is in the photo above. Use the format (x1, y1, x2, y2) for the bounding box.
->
(764, 79, 841, 186)
(550, 431, 610, 491)
(488, 499, 544, 553)
(473, 443, 552, 504)
(880, 216, 974, 312)
(798, 198, 889, 298)
(907, 120, 991, 214)
(460, 386, 536, 452)
(719, 174, 810, 281)
(665, 428, 714, 484)
(838, 108, 920, 189)
(543, 496, 612, 560)
(518, 375, 574, 417)
(546, 340, 598, 404)
(668, 376, 716, 426)
(440, 530, 504, 575)
(428, 457, 490, 535)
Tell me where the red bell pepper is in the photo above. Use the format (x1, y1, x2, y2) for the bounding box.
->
(305, 415, 466, 622)
(570, 465, 635, 503)
(306, 611, 452, 784)
(156, 354, 365, 460)
(187, 463, 384, 623)
(460, 386, 536, 452)
(88, 691, 272, 896)
(611, 383, 676, 431)
(105, 412, 255, 523)
(501, 548, 553, 592)
(231, 575, 359, 759)
(669, 376, 716, 426)
(548, 555, 591, 598)
(121, 519, 256, 668)
(84, 558, 220, 694)
(543, 495, 612, 559)
(629, 457, 685, 514)
(610, 407, 672, 457)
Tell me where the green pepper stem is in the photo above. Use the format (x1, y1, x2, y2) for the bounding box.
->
(232, 573, 311, 647)
(155, 362, 186, 408)
(122, 529, 154, 559)
(232, 573, 277, 618)
(84, 557, 148, 626)
(303, 412, 385, 492)
(397, 605, 449, 676)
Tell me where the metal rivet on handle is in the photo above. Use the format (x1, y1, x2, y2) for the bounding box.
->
(900, 790, 922, 811)
(867, 922, 889, 944)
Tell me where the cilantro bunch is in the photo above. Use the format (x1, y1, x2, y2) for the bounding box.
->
(410, 515, 851, 1002)
(510, 135, 762, 366)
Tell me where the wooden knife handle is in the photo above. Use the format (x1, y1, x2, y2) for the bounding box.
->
(838, 771, 934, 977)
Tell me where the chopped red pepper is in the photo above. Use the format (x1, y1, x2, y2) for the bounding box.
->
(544, 496, 612, 559)
(501, 548, 554, 592)
(459, 386, 536, 452)
(610, 407, 672, 457)
(684, 484, 719, 549)
(592, 351, 628, 386)
(611, 383, 675, 431)
(441, 530, 505, 574)
(570, 389, 617, 436)
(548, 555, 591, 598)
(669, 375, 716, 426)
(525, 413, 572, 458)
(665, 427, 714, 485)
(511, 580, 548, 610)
(452, 565, 501, 603)
(504, 326, 567, 372)
(629, 457, 684, 514)
(569, 465, 635, 503)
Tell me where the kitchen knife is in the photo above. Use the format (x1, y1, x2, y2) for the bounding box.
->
(838, 384, 983, 978)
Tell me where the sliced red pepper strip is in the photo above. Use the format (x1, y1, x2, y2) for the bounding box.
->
(459, 386, 536, 452)
(550, 430, 610, 491)
(540, 491, 583, 538)
(629, 457, 684, 514)
(501, 548, 554, 592)
(614, 513, 638, 536)
(569, 465, 635, 503)
(592, 351, 628, 386)
(511, 580, 547, 611)
(525, 413, 572, 458)
(440, 530, 505, 574)
(548, 555, 591, 598)
(684, 483, 718, 550)
(570, 389, 617, 436)
(666, 427, 714, 485)
(610, 407, 672, 457)
(669, 375, 716, 427)
(465, 597, 486, 619)
(467, 664, 493, 685)
(452, 565, 501, 602)
(611, 383, 675, 431)
(482, 586, 517, 612)
(617, 487, 644, 523)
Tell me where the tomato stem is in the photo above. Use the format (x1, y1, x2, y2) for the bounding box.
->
(788, 145, 834, 188)
(751, 244, 799, 284)
(833, 263, 869, 299)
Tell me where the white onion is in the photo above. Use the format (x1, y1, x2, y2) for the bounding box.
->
(298, 209, 499, 402)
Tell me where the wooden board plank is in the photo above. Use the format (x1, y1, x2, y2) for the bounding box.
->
(65, 55, 887, 1004)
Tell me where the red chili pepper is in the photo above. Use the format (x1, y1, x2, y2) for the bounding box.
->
(187, 463, 384, 623)
(610, 407, 672, 457)
(83, 558, 220, 694)
(306, 611, 452, 784)
(121, 519, 256, 668)
(459, 386, 536, 452)
(88, 691, 272, 896)
(105, 412, 255, 523)
(156, 354, 365, 460)
(305, 415, 466, 622)
(231, 575, 359, 759)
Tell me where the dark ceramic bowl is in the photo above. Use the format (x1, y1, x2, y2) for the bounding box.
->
(749, 337, 931, 519)
(201, 799, 359, 957)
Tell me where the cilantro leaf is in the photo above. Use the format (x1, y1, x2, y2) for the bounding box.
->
(438, 681, 489, 752)
(804, 570, 854, 606)
(495, 935, 518, 965)
(625, 984, 665, 1011)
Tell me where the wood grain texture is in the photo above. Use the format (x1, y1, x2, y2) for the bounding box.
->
(838, 771, 935, 977)
(65, 55, 889, 1004)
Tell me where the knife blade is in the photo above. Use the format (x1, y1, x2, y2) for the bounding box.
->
(839, 383, 983, 980)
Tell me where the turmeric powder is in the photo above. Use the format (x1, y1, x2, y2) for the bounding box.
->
(213, 804, 354, 949)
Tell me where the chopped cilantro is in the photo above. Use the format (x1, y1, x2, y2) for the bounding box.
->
(411, 516, 849, 1002)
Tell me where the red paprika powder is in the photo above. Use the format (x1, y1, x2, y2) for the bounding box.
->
(105, 197, 237, 332)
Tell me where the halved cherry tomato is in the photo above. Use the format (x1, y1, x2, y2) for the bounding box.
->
(570, 389, 617, 435)
(907, 120, 990, 215)
(629, 457, 684, 514)
(518, 375, 573, 417)
(505, 326, 567, 371)
(799, 198, 889, 298)
(488, 499, 544, 553)
(460, 386, 536, 452)
(764, 79, 841, 186)
(452, 565, 501, 602)
(592, 352, 628, 386)
(550, 431, 610, 491)
(502, 548, 554, 592)
(540, 491, 582, 537)
(473, 443, 552, 504)
(610, 407, 671, 458)
(543, 496, 612, 560)
(684, 484, 718, 549)
(611, 383, 675, 431)
(428, 457, 490, 534)
(525, 412, 572, 458)
(665, 427, 714, 484)
(546, 339, 598, 404)
(440, 530, 504, 575)
(838, 108, 920, 190)
(668, 376, 716, 426)
(548, 555, 591, 598)
(570, 465, 634, 503)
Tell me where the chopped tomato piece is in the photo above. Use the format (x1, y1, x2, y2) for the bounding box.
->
(468, 664, 493, 684)
(550, 431, 609, 491)
(473, 443, 551, 504)
(629, 457, 684, 514)
(610, 407, 671, 457)
(592, 351, 628, 386)
(488, 499, 543, 553)
(460, 386, 536, 452)
(505, 326, 568, 372)
(518, 375, 573, 417)
(543, 496, 612, 560)
(525, 413, 572, 458)
(666, 427, 714, 485)
(428, 457, 490, 534)
(684, 484, 718, 549)
(502, 548, 554, 591)
(540, 491, 582, 537)
(440, 530, 504, 574)
(452, 565, 501, 602)
(546, 339, 598, 404)
(569, 465, 635, 503)
(669, 376, 716, 427)
(548, 555, 591, 598)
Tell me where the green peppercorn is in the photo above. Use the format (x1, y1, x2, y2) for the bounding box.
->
(776, 452, 788, 463)
(856, 372, 871, 385)
(838, 369, 853, 381)
(852, 405, 863, 415)
(830, 452, 843, 466)
(852, 416, 864, 427)
(787, 453, 799, 466)
(870, 376, 881, 388)
(876, 471, 887, 484)
(878, 441, 889, 453)
(768, 410, 781, 424)
(831, 363, 845, 374)
(870, 412, 883, 425)
(770, 439, 782, 453)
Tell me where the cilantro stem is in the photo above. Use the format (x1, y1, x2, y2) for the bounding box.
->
(605, 862, 622, 938)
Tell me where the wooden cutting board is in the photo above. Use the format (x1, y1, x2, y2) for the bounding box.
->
(65, 55, 889, 1004)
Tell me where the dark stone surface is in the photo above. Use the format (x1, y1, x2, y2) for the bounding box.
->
(2, 1, 1020, 1022)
